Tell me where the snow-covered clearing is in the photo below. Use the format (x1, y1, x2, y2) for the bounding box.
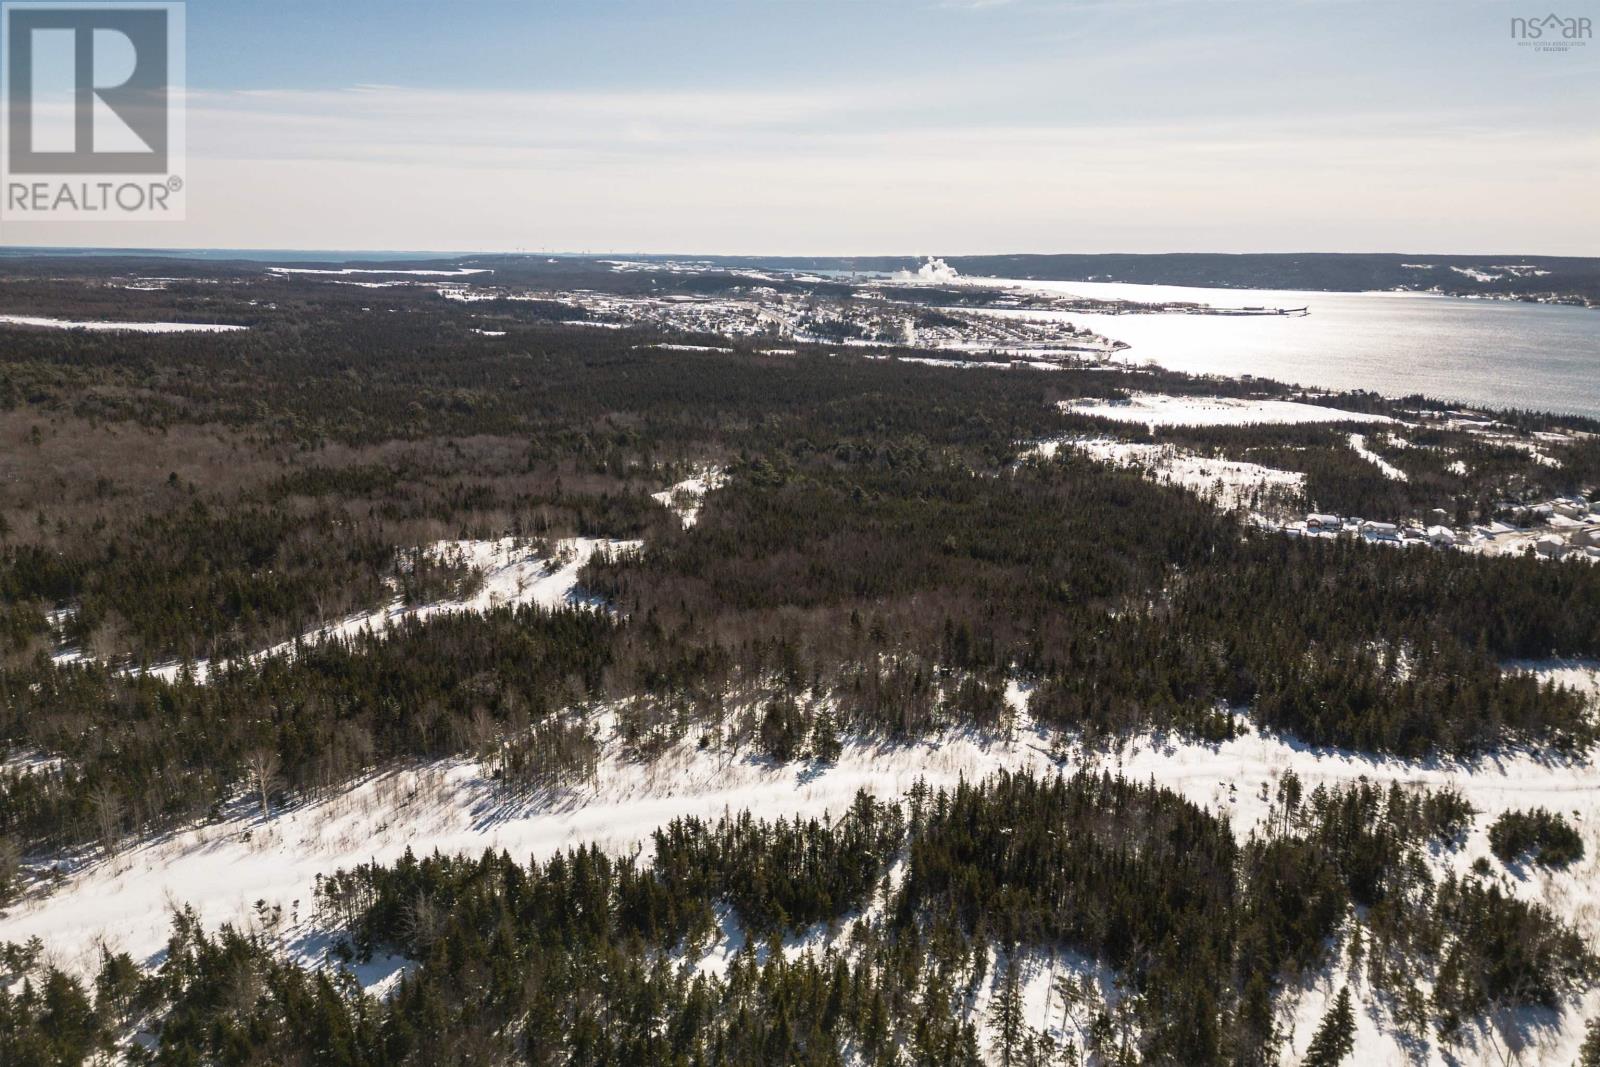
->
(651, 468, 727, 528)
(435, 287, 499, 301)
(120, 536, 638, 685)
(1497, 438, 1562, 467)
(1032, 437, 1304, 513)
(0, 315, 246, 333)
(1349, 432, 1409, 481)
(884, 353, 1091, 370)
(1439, 420, 1568, 467)
(872, 354, 1016, 370)
(1509, 658, 1600, 698)
(1063, 393, 1397, 430)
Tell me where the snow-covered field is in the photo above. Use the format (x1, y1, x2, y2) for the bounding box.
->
(1063, 393, 1397, 429)
(872, 353, 1093, 370)
(1044, 423, 1595, 566)
(0, 315, 247, 333)
(645, 342, 735, 353)
(1031, 437, 1305, 513)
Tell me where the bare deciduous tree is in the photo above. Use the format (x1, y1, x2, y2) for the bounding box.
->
(246, 747, 282, 818)
(402, 891, 444, 953)
(90, 783, 123, 854)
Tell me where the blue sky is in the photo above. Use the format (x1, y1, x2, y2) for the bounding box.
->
(5, 0, 1597, 253)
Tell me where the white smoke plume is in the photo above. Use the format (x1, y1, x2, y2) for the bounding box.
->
(895, 256, 960, 284)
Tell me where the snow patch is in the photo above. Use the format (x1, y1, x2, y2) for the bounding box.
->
(0, 315, 246, 334)
(651, 468, 727, 528)
(643, 342, 734, 353)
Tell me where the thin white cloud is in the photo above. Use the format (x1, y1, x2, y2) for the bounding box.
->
(102, 91, 1587, 255)
(15, 8, 1599, 257)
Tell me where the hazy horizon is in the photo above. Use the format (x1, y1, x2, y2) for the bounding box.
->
(3, 246, 1598, 261)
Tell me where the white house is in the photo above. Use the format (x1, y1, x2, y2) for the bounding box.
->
(1535, 534, 1569, 558)
(1360, 520, 1400, 539)
(1426, 525, 1457, 546)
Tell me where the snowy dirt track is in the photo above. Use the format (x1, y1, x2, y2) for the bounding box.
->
(74, 535, 641, 684)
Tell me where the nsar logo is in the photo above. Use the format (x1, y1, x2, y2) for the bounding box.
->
(1510, 12, 1592, 51)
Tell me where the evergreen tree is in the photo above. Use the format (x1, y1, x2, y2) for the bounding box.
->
(989, 957, 1025, 1067)
(1302, 987, 1356, 1067)
(1580, 1017, 1600, 1067)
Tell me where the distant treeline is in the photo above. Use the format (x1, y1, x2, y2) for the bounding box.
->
(682, 252, 1600, 303)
